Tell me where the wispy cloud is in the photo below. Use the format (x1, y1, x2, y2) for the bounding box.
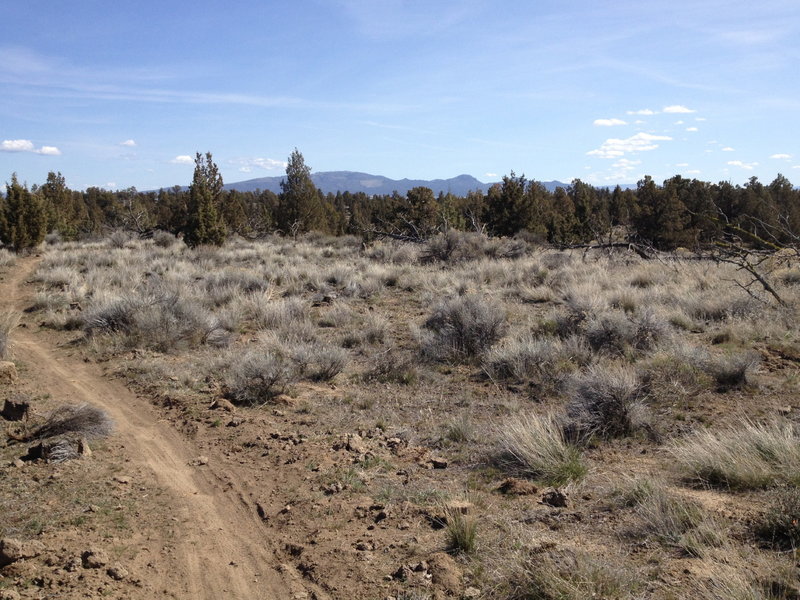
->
(770, 153, 791, 159)
(686, 127, 699, 132)
(120, 139, 136, 147)
(721, 146, 735, 151)
(1, 139, 61, 155)
(627, 108, 656, 115)
(587, 132, 672, 159)
(663, 105, 696, 114)
(170, 155, 193, 165)
(728, 160, 759, 170)
(230, 157, 287, 172)
(593, 118, 627, 126)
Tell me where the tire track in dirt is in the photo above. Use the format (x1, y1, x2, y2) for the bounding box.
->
(1, 257, 294, 599)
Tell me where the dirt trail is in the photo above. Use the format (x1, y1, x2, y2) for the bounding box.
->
(1, 258, 296, 599)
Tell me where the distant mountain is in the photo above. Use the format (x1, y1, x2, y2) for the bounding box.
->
(223, 170, 570, 196)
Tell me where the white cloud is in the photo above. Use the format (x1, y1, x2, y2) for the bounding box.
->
(674, 120, 685, 125)
(239, 166, 253, 173)
(627, 109, 656, 115)
(120, 139, 136, 147)
(587, 132, 672, 159)
(727, 160, 759, 170)
(485, 172, 498, 178)
(593, 118, 627, 126)
(663, 105, 696, 113)
(634, 120, 646, 124)
(1, 139, 61, 155)
(793, 165, 800, 170)
(770, 153, 791, 159)
(721, 147, 735, 152)
(171, 155, 193, 165)
(695, 117, 707, 122)
(686, 127, 699, 132)
(231, 157, 287, 171)
(1, 139, 35, 152)
(687, 169, 701, 174)
(676, 163, 689, 167)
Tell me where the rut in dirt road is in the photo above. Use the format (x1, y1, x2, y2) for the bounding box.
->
(1, 257, 308, 600)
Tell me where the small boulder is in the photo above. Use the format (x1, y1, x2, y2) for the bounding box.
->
(82, 548, 109, 568)
(1, 397, 29, 421)
(0, 538, 45, 566)
(107, 563, 129, 580)
(541, 489, 568, 508)
(0, 590, 22, 600)
(496, 477, 538, 496)
(0, 362, 18, 385)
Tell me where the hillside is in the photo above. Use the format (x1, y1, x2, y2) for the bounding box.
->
(223, 171, 570, 195)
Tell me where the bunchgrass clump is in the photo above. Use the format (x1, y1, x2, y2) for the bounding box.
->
(622, 478, 724, 557)
(497, 412, 586, 485)
(444, 507, 478, 554)
(704, 350, 760, 391)
(753, 487, 800, 550)
(670, 421, 800, 490)
(504, 548, 639, 600)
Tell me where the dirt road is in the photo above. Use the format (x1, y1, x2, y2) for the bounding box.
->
(1, 258, 303, 599)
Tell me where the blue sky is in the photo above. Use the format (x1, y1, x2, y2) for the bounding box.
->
(1, 0, 798, 191)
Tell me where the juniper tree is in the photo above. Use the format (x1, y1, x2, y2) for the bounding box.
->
(1, 174, 46, 252)
(184, 152, 227, 248)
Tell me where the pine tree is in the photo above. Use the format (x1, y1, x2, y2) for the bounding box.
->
(1, 174, 46, 252)
(184, 152, 227, 248)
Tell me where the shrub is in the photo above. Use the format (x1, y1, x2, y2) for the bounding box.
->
(670, 421, 800, 490)
(0, 248, 16, 267)
(0, 310, 19, 360)
(152, 230, 180, 248)
(224, 349, 296, 405)
(497, 412, 586, 486)
(704, 350, 760, 391)
(566, 365, 647, 440)
(421, 295, 507, 362)
(753, 487, 800, 550)
(290, 343, 348, 381)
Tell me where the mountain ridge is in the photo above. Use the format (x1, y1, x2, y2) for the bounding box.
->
(222, 171, 572, 196)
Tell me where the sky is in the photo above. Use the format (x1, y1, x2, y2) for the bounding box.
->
(1, 0, 799, 191)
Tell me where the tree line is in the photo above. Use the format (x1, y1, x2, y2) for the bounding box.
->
(2, 149, 799, 252)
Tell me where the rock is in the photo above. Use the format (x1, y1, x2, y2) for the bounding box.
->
(107, 563, 129, 580)
(427, 552, 462, 593)
(464, 586, 481, 598)
(391, 564, 411, 581)
(778, 405, 792, 415)
(1, 397, 28, 421)
(210, 398, 236, 412)
(113, 475, 131, 485)
(78, 437, 92, 457)
(192, 455, 209, 466)
(65, 556, 82, 572)
(345, 433, 367, 454)
(541, 489, 568, 508)
(354, 541, 375, 551)
(82, 548, 109, 568)
(256, 502, 269, 521)
(496, 477, 538, 496)
(227, 417, 244, 427)
(0, 590, 22, 600)
(430, 457, 448, 469)
(12, 458, 24, 468)
(0, 538, 45, 566)
(0, 362, 18, 385)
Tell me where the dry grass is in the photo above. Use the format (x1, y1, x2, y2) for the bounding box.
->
(0, 310, 20, 360)
(496, 412, 586, 485)
(670, 421, 800, 490)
